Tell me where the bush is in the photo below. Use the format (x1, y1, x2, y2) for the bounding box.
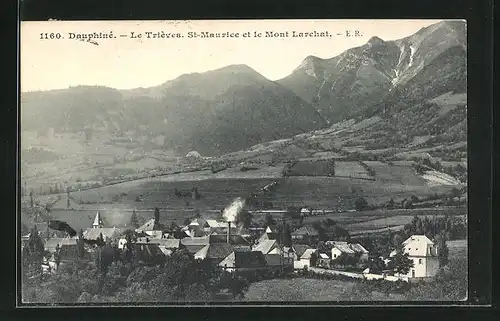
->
(354, 197, 369, 211)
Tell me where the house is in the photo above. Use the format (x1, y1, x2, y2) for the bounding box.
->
(294, 248, 317, 269)
(83, 227, 122, 243)
(118, 238, 128, 250)
(329, 241, 369, 263)
(194, 243, 235, 264)
(135, 218, 164, 234)
(133, 243, 167, 263)
(208, 234, 252, 251)
(44, 237, 83, 262)
(185, 218, 206, 237)
(180, 236, 210, 254)
(317, 253, 330, 268)
(291, 226, 319, 243)
(144, 230, 164, 239)
(218, 251, 269, 273)
(257, 226, 278, 243)
(289, 244, 312, 261)
(203, 220, 237, 235)
(264, 254, 294, 273)
(252, 239, 279, 254)
(134, 238, 181, 256)
(392, 235, 440, 279)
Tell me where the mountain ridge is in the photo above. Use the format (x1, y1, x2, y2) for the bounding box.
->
(21, 20, 466, 160)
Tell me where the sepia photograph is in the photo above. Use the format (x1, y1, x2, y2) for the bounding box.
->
(19, 19, 468, 305)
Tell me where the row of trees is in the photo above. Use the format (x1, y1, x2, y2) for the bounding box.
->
(412, 157, 467, 183)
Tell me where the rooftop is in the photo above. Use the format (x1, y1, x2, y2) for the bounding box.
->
(252, 240, 278, 254)
(291, 226, 319, 236)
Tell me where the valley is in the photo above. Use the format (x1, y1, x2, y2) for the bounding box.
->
(20, 20, 467, 239)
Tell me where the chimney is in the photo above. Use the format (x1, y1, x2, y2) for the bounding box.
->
(227, 221, 231, 244)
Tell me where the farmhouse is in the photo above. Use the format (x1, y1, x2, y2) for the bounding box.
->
(317, 253, 331, 268)
(295, 248, 317, 269)
(257, 226, 278, 243)
(83, 227, 122, 243)
(289, 244, 312, 261)
(44, 237, 79, 260)
(390, 235, 440, 278)
(194, 243, 235, 264)
(139, 238, 181, 256)
(203, 219, 237, 235)
(218, 250, 291, 274)
(181, 236, 210, 254)
(252, 239, 279, 255)
(135, 218, 164, 234)
(329, 241, 369, 262)
(291, 226, 319, 243)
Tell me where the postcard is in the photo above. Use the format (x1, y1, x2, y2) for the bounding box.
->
(20, 19, 468, 305)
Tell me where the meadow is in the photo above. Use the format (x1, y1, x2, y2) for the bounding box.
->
(243, 278, 404, 301)
(23, 157, 464, 234)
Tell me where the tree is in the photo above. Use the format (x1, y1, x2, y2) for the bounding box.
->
(403, 199, 414, 209)
(328, 159, 335, 176)
(130, 210, 139, 228)
(54, 244, 61, 268)
(265, 213, 275, 227)
(387, 198, 395, 209)
(310, 251, 318, 267)
(170, 221, 180, 231)
(283, 224, 292, 247)
(392, 233, 405, 248)
(354, 197, 369, 211)
(77, 229, 85, 259)
(437, 233, 449, 267)
(235, 210, 253, 228)
(30, 190, 34, 208)
(391, 245, 414, 275)
(450, 187, 461, 201)
(368, 252, 386, 274)
(153, 207, 160, 224)
(25, 226, 45, 277)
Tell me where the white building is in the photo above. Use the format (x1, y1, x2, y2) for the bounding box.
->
(391, 235, 440, 279)
(294, 248, 317, 270)
(92, 211, 103, 228)
(329, 241, 369, 262)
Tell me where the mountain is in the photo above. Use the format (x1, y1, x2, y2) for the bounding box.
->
(21, 20, 467, 163)
(21, 65, 325, 156)
(277, 20, 466, 124)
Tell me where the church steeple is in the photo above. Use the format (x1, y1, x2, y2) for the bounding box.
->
(93, 211, 103, 228)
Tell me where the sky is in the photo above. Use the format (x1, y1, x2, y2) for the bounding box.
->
(21, 19, 445, 92)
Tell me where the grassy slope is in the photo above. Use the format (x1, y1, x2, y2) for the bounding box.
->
(243, 240, 467, 302)
(243, 278, 404, 301)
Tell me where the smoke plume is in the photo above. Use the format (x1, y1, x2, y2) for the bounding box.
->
(222, 197, 245, 223)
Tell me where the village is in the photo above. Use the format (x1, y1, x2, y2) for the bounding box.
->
(21, 200, 450, 287)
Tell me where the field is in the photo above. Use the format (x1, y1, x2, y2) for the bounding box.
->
(446, 239, 467, 258)
(286, 159, 333, 177)
(302, 207, 467, 235)
(22, 157, 464, 232)
(243, 278, 404, 301)
(269, 176, 458, 209)
(363, 161, 429, 186)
